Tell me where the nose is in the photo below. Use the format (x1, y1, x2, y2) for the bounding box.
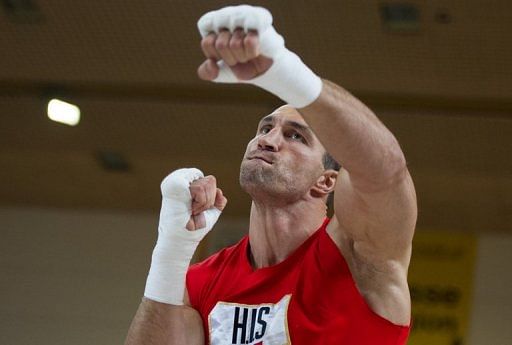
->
(257, 128, 281, 152)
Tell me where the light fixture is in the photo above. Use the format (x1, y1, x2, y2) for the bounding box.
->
(47, 98, 80, 126)
(380, 3, 420, 33)
(1, 0, 44, 23)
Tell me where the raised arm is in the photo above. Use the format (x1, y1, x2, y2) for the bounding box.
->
(196, 4, 416, 326)
(299, 80, 417, 325)
(300, 80, 417, 264)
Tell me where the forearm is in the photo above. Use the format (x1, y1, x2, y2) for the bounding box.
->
(299, 79, 407, 189)
(125, 298, 203, 345)
(125, 169, 223, 345)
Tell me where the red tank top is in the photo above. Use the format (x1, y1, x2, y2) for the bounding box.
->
(186, 218, 410, 344)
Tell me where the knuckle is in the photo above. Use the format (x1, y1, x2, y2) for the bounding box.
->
(215, 37, 229, 51)
(193, 190, 204, 199)
(244, 35, 256, 49)
(193, 194, 205, 205)
(201, 36, 214, 50)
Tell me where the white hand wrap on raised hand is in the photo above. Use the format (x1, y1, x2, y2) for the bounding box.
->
(144, 168, 221, 305)
(197, 5, 323, 108)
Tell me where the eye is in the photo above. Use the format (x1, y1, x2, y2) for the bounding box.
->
(260, 126, 271, 134)
(288, 132, 304, 141)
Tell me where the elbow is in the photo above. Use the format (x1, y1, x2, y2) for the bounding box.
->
(347, 133, 410, 193)
(354, 147, 408, 194)
(364, 139, 408, 192)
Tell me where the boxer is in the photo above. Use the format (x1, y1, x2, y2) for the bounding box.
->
(125, 5, 417, 345)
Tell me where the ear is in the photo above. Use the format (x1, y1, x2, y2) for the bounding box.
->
(310, 169, 338, 198)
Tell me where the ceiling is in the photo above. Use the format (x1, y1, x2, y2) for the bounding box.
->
(0, 0, 511, 232)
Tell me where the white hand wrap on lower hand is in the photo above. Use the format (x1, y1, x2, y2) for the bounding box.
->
(144, 168, 221, 305)
(197, 5, 323, 108)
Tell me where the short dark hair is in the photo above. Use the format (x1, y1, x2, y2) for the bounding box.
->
(322, 152, 340, 209)
(322, 152, 341, 171)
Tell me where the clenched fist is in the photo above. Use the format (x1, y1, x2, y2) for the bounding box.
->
(187, 175, 228, 230)
(196, 5, 322, 108)
(145, 168, 226, 304)
(198, 28, 273, 81)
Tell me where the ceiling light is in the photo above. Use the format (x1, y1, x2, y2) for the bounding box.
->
(380, 3, 420, 33)
(47, 99, 80, 126)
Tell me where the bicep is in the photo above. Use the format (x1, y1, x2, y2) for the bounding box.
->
(331, 167, 417, 265)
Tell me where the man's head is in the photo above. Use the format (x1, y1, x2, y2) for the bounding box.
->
(240, 105, 340, 206)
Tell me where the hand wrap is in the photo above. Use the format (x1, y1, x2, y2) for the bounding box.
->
(197, 5, 322, 108)
(144, 168, 221, 305)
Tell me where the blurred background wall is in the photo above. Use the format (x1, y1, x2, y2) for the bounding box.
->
(0, 1, 510, 344)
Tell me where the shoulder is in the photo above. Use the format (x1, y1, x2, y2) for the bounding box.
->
(189, 236, 247, 275)
(186, 236, 248, 308)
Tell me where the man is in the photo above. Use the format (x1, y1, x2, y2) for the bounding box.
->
(125, 5, 417, 345)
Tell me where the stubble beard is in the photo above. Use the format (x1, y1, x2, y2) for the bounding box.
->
(239, 160, 304, 205)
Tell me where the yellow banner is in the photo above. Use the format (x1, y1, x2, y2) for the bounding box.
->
(408, 231, 477, 345)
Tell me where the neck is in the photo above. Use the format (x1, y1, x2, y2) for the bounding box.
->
(248, 198, 326, 269)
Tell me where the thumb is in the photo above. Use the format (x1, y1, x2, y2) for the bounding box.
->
(214, 188, 228, 211)
(197, 58, 219, 80)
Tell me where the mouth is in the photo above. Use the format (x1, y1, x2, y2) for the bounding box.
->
(248, 156, 273, 165)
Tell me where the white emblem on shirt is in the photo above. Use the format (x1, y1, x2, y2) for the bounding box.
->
(208, 294, 292, 345)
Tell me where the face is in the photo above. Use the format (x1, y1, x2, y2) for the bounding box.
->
(239, 105, 326, 204)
